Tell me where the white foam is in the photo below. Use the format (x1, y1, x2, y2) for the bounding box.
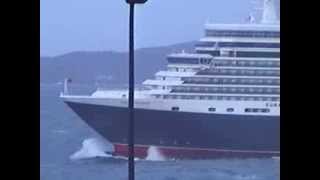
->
(272, 156, 280, 161)
(52, 129, 68, 134)
(70, 138, 113, 160)
(145, 146, 166, 161)
(234, 174, 258, 180)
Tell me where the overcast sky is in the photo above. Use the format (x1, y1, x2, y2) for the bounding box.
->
(40, 0, 279, 56)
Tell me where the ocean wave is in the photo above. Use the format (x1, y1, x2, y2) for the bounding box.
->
(70, 138, 113, 160)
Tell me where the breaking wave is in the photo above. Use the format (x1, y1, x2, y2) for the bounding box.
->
(70, 138, 113, 160)
(145, 146, 166, 161)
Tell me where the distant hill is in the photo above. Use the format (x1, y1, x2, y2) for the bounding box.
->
(40, 41, 196, 85)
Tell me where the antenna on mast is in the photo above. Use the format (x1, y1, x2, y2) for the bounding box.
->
(261, 0, 279, 24)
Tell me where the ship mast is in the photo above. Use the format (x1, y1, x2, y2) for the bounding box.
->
(261, 0, 279, 24)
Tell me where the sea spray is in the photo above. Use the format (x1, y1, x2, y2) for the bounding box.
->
(145, 146, 166, 161)
(70, 138, 113, 160)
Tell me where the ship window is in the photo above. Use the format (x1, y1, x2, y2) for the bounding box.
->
(257, 88, 263, 93)
(240, 70, 246, 74)
(171, 107, 179, 111)
(266, 88, 272, 93)
(265, 97, 272, 101)
(190, 96, 197, 100)
(230, 70, 237, 75)
(267, 61, 274, 66)
(230, 88, 237, 92)
(223, 61, 229, 65)
(249, 61, 255, 65)
(230, 79, 236, 83)
(229, 96, 237, 101)
(221, 69, 228, 73)
(208, 107, 216, 112)
(252, 108, 259, 113)
(238, 88, 245, 92)
(227, 108, 234, 112)
(239, 61, 246, 66)
(258, 79, 264, 84)
(257, 97, 264, 101)
(236, 51, 280, 58)
(248, 70, 255, 75)
(217, 96, 223, 100)
(245, 108, 270, 113)
(212, 87, 218, 91)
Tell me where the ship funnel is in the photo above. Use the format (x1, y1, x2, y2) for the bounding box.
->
(261, 0, 279, 24)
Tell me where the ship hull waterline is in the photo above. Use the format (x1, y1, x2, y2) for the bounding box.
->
(65, 101, 280, 159)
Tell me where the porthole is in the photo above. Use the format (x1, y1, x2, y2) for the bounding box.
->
(208, 107, 216, 112)
(227, 108, 234, 112)
(171, 107, 179, 111)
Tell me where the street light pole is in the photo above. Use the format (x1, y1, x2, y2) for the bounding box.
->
(128, 2, 135, 180)
(125, 1, 148, 180)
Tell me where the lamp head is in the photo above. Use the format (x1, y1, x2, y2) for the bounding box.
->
(126, 0, 148, 4)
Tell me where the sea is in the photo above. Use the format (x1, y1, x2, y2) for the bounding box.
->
(40, 83, 280, 180)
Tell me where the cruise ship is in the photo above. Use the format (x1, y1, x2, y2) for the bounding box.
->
(61, 0, 280, 159)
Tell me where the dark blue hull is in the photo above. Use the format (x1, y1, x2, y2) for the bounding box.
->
(65, 101, 280, 158)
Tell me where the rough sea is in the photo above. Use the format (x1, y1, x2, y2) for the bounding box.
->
(40, 84, 280, 180)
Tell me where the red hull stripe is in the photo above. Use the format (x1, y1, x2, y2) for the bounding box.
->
(112, 143, 280, 159)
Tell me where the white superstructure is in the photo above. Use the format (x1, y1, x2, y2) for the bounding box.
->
(61, 0, 280, 117)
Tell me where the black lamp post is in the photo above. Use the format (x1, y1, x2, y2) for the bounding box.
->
(125, 1, 148, 180)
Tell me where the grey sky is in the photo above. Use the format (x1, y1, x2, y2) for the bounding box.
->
(40, 0, 278, 56)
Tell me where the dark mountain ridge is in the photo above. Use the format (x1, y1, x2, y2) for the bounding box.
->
(40, 41, 196, 85)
